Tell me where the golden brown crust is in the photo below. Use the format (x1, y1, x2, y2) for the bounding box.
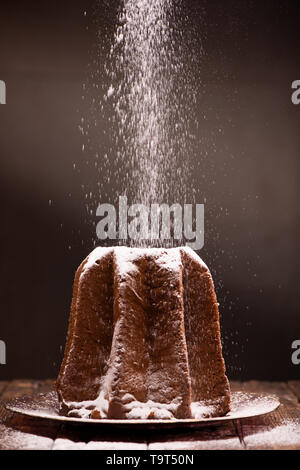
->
(56, 248, 114, 404)
(180, 247, 231, 416)
(56, 247, 231, 419)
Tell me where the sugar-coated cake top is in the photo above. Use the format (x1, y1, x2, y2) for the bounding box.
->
(80, 246, 208, 281)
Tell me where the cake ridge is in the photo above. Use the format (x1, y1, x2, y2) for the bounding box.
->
(56, 246, 230, 420)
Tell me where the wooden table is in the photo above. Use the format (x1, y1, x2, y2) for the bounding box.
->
(0, 380, 299, 450)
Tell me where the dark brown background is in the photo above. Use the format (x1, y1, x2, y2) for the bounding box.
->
(0, 0, 299, 381)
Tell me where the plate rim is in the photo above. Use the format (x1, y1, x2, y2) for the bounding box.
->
(3, 391, 280, 426)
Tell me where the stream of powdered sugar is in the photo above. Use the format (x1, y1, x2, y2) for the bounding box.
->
(79, 0, 199, 247)
(107, 0, 195, 207)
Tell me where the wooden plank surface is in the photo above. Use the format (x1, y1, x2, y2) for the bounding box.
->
(147, 422, 243, 450)
(53, 422, 148, 450)
(0, 382, 7, 396)
(237, 381, 300, 450)
(0, 380, 299, 450)
(0, 380, 59, 450)
(288, 381, 300, 401)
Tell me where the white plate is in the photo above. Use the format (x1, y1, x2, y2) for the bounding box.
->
(2, 390, 280, 428)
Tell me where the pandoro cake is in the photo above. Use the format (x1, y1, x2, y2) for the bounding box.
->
(56, 246, 230, 420)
